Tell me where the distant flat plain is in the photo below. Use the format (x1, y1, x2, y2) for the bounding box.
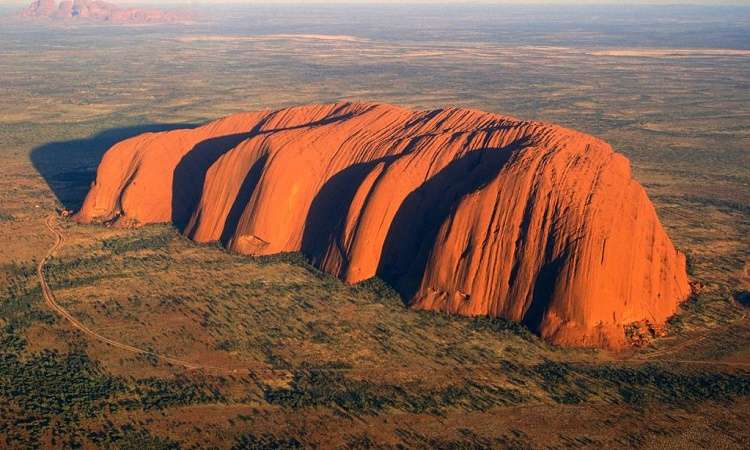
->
(0, 4, 749, 449)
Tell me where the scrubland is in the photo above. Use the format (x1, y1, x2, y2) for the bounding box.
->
(1, 5, 749, 448)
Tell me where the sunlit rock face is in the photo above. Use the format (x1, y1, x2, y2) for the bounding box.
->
(77, 102, 691, 348)
(17, 0, 191, 24)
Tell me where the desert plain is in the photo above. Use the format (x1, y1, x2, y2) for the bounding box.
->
(0, 4, 749, 449)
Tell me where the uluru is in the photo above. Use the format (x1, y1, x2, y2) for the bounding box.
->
(17, 0, 191, 24)
(75, 102, 691, 348)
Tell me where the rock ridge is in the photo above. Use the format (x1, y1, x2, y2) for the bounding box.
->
(17, 0, 191, 24)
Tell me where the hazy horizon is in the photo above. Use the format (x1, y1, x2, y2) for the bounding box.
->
(2, 0, 750, 5)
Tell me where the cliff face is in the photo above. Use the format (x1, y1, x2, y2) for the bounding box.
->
(17, 0, 191, 24)
(19, 0, 57, 17)
(77, 102, 691, 348)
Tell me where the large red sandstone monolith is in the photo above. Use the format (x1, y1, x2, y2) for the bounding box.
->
(76, 102, 691, 348)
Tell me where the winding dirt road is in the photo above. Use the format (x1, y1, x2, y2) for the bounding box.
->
(39, 214, 207, 370)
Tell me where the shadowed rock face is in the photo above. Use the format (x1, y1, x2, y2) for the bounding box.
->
(18, 0, 191, 24)
(76, 102, 691, 348)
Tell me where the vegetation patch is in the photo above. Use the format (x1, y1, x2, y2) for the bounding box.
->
(231, 433, 302, 450)
(101, 228, 176, 255)
(395, 427, 536, 450)
(526, 361, 750, 406)
(264, 369, 528, 416)
(87, 426, 180, 450)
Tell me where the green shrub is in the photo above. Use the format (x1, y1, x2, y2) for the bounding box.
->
(231, 433, 301, 450)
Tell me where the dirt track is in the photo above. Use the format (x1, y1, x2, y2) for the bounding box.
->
(39, 214, 207, 370)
